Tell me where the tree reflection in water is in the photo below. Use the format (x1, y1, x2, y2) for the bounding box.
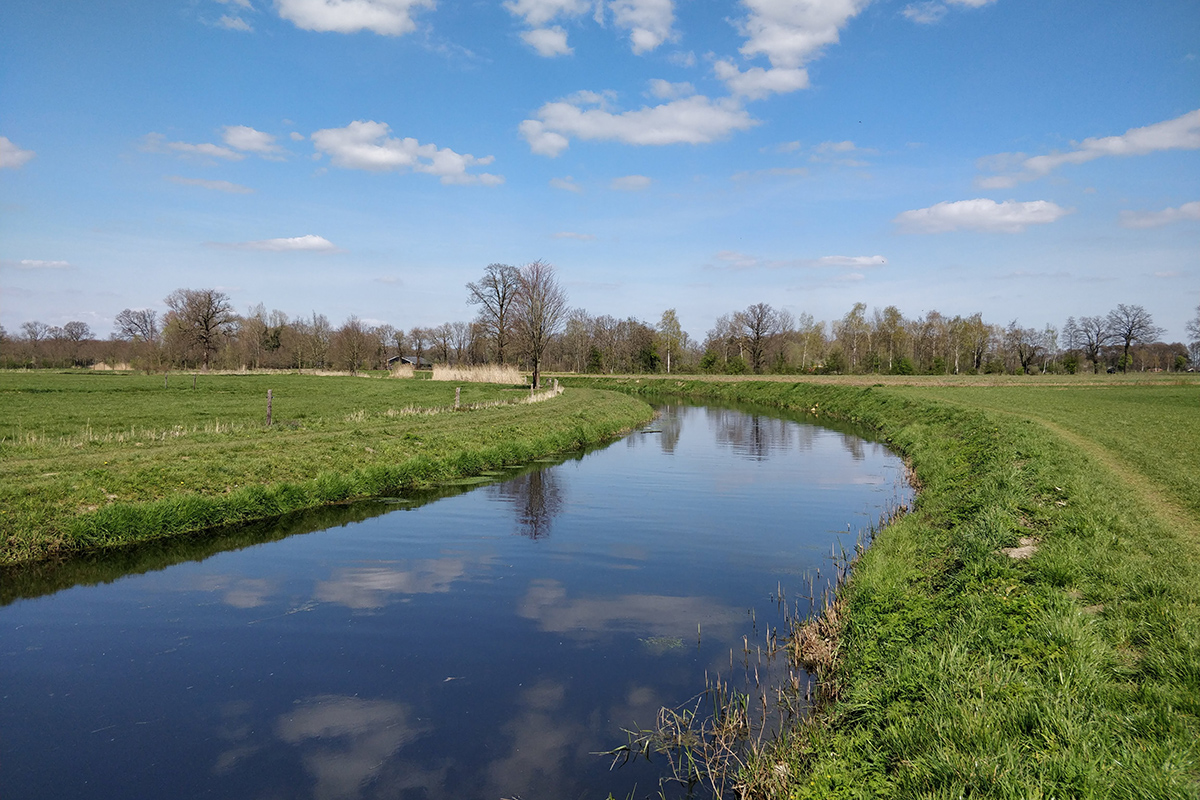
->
(491, 467, 564, 540)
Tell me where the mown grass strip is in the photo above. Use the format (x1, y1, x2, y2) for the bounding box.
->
(0, 373, 653, 565)
(570, 377, 1200, 799)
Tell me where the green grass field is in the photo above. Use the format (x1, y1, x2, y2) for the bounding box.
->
(571, 375, 1200, 798)
(0, 371, 653, 565)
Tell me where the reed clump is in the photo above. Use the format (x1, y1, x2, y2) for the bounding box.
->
(431, 364, 526, 384)
(388, 364, 416, 379)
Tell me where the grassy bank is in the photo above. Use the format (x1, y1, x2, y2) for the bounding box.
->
(0, 371, 653, 565)
(571, 376, 1200, 798)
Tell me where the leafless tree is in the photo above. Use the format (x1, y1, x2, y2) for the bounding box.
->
(164, 288, 236, 370)
(450, 321, 472, 364)
(513, 260, 568, 388)
(1186, 303, 1200, 365)
(1106, 304, 1164, 372)
(330, 315, 373, 374)
(114, 308, 159, 343)
(466, 263, 521, 364)
(409, 327, 429, 367)
(1069, 314, 1112, 373)
(735, 302, 781, 373)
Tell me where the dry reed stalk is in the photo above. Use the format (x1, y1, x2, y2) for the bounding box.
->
(388, 364, 416, 379)
(431, 364, 525, 384)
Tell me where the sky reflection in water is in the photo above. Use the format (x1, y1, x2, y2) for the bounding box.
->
(2, 401, 911, 799)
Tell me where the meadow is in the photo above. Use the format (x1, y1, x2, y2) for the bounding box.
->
(0, 370, 653, 565)
(573, 374, 1200, 799)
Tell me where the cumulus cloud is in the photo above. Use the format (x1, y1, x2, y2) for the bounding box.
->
(1119, 200, 1200, 229)
(552, 231, 596, 240)
(713, 250, 885, 269)
(505, 0, 590, 55)
(521, 26, 572, 57)
(714, 60, 808, 99)
(0, 136, 35, 169)
(978, 109, 1200, 188)
(895, 198, 1072, 233)
(520, 93, 757, 156)
(549, 176, 582, 192)
(735, 0, 870, 70)
(609, 0, 676, 54)
(214, 234, 339, 251)
(310, 120, 503, 185)
(142, 132, 244, 161)
(611, 174, 651, 191)
(168, 175, 255, 194)
(222, 125, 283, 157)
(275, 0, 435, 35)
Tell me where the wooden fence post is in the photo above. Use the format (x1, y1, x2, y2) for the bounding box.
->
(455, 386, 461, 410)
(266, 389, 273, 427)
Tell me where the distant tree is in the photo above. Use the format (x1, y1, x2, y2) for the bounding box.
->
(164, 288, 236, 369)
(1106, 304, 1164, 373)
(513, 259, 568, 388)
(431, 323, 454, 365)
(1070, 314, 1113, 373)
(1003, 321, 1042, 374)
(114, 308, 159, 343)
(1186, 303, 1200, 365)
(330, 315, 372, 374)
(736, 302, 781, 373)
(466, 263, 521, 364)
(657, 309, 683, 374)
(450, 321, 472, 365)
(833, 302, 869, 372)
(409, 327, 429, 367)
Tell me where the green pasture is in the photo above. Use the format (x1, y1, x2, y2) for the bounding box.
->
(0, 371, 653, 565)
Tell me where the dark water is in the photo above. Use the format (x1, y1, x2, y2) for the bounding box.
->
(1, 400, 911, 799)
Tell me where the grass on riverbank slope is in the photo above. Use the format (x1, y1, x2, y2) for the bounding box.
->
(0, 372, 653, 565)
(573, 376, 1200, 799)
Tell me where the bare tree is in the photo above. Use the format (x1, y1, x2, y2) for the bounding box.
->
(164, 288, 236, 370)
(736, 302, 781, 373)
(450, 321, 471, 365)
(1185, 303, 1200, 366)
(466, 263, 521, 364)
(409, 327, 429, 368)
(431, 323, 454, 365)
(1106, 304, 1164, 373)
(1070, 314, 1112, 373)
(114, 308, 159, 343)
(657, 309, 683, 374)
(330, 315, 373, 374)
(514, 260, 568, 388)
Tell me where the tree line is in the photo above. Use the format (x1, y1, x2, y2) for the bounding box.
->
(2, 264, 1197, 377)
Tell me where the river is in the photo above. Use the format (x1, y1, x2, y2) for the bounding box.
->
(1, 399, 911, 799)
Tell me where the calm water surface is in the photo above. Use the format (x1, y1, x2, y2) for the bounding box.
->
(2, 400, 911, 799)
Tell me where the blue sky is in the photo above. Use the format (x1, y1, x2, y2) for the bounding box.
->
(2, 0, 1197, 343)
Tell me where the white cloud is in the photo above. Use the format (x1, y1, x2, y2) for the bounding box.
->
(504, 0, 589, 27)
(217, 14, 253, 31)
(222, 125, 282, 156)
(142, 132, 244, 161)
(14, 259, 71, 269)
(289, 131, 306, 141)
(0, 136, 35, 169)
(215, 0, 253, 7)
(714, 60, 808, 99)
(667, 50, 696, 67)
(275, 0, 434, 35)
(310, 120, 503, 185)
(735, 0, 870, 70)
(168, 175, 255, 194)
(552, 231, 596, 240)
(217, 234, 339, 251)
(611, 174, 651, 191)
(646, 79, 695, 100)
(520, 94, 757, 156)
(1119, 200, 1200, 229)
(730, 166, 808, 180)
(609, 0, 675, 54)
(904, 0, 996, 24)
(895, 198, 1072, 233)
(521, 26, 572, 57)
(549, 176, 582, 192)
(979, 109, 1200, 187)
(712, 250, 885, 269)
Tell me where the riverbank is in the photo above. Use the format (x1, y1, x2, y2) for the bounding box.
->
(571, 376, 1200, 798)
(0, 372, 654, 565)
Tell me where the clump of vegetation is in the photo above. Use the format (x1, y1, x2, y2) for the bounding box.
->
(431, 364, 525, 384)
